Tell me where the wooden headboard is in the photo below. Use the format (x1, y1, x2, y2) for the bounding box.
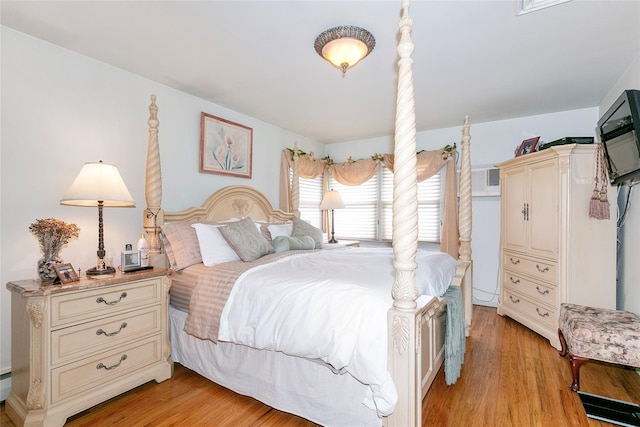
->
(163, 185, 295, 224)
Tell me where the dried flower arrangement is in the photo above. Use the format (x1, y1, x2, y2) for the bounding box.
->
(29, 218, 80, 281)
(29, 218, 80, 257)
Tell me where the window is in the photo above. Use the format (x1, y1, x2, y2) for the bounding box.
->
(327, 166, 442, 242)
(329, 174, 378, 240)
(381, 168, 441, 242)
(296, 175, 324, 229)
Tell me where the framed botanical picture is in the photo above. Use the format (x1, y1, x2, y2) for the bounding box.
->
(515, 136, 541, 157)
(53, 263, 79, 284)
(200, 112, 253, 178)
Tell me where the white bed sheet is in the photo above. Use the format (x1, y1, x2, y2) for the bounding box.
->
(170, 305, 383, 427)
(217, 247, 457, 416)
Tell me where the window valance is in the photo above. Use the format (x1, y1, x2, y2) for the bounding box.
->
(279, 146, 459, 258)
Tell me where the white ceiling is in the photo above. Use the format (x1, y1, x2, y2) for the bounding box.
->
(2, 1, 639, 144)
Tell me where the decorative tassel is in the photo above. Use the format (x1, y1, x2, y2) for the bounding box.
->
(599, 189, 610, 219)
(598, 143, 611, 219)
(589, 144, 610, 220)
(589, 188, 601, 218)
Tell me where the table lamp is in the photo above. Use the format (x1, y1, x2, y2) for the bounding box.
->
(61, 160, 135, 275)
(320, 189, 345, 243)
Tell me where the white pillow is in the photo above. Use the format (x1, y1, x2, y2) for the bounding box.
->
(268, 223, 293, 239)
(415, 251, 458, 296)
(191, 223, 240, 266)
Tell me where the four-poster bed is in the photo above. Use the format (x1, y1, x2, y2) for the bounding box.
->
(143, 1, 473, 425)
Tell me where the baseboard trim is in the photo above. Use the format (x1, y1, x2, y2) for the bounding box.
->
(1, 376, 11, 402)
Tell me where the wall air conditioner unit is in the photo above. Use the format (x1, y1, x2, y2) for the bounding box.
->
(469, 167, 500, 197)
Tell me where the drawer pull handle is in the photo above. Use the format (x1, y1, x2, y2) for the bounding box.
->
(96, 322, 127, 337)
(96, 354, 127, 371)
(509, 296, 520, 304)
(510, 277, 520, 284)
(509, 258, 520, 265)
(536, 265, 549, 273)
(536, 308, 550, 318)
(536, 286, 549, 295)
(96, 292, 127, 306)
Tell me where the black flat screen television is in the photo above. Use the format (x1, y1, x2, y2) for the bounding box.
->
(597, 89, 640, 185)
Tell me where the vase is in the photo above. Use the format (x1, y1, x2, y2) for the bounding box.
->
(37, 253, 63, 282)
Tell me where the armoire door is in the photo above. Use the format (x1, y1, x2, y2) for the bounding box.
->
(501, 166, 527, 252)
(528, 160, 559, 259)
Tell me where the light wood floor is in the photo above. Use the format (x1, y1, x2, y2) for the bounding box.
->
(2, 306, 639, 426)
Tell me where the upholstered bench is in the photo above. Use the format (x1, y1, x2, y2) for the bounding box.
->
(558, 303, 640, 392)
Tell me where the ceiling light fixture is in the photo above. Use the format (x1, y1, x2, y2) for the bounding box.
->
(314, 26, 375, 77)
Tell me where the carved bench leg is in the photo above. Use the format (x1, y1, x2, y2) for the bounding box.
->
(558, 329, 568, 357)
(558, 328, 589, 392)
(568, 355, 589, 392)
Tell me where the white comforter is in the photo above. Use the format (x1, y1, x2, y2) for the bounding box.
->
(218, 247, 457, 416)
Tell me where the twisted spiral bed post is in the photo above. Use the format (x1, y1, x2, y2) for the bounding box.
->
(387, 1, 421, 425)
(144, 94, 163, 255)
(458, 115, 473, 332)
(391, 0, 419, 311)
(291, 141, 300, 216)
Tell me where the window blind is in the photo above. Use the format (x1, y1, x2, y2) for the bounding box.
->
(297, 175, 323, 229)
(296, 165, 442, 242)
(329, 176, 378, 240)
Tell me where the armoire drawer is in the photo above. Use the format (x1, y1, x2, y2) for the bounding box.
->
(51, 278, 163, 327)
(51, 305, 162, 365)
(503, 252, 557, 284)
(502, 289, 557, 330)
(502, 272, 557, 307)
(50, 335, 162, 404)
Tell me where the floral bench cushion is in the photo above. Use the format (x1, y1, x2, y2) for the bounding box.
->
(559, 303, 640, 368)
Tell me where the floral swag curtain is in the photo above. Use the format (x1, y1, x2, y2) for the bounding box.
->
(279, 148, 459, 258)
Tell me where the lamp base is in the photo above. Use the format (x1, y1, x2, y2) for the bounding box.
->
(328, 238, 338, 244)
(86, 266, 116, 276)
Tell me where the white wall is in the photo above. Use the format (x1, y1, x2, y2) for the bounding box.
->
(325, 108, 601, 308)
(0, 27, 323, 400)
(599, 53, 640, 315)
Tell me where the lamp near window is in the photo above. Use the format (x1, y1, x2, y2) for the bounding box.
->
(60, 160, 135, 275)
(320, 189, 345, 244)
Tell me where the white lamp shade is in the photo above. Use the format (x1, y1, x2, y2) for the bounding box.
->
(60, 161, 135, 207)
(320, 190, 345, 210)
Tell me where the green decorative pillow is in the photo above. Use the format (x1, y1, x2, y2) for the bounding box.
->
(272, 235, 316, 253)
(218, 217, 274, 262)
(291, 216, 323, 249)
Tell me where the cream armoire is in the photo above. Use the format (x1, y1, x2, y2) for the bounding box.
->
(496, 144, 616, 350)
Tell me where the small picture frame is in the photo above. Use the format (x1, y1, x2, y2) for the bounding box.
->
(54, 263, 80, 284)
(515, 137, 541, 157)
(200, 112, 253, 178)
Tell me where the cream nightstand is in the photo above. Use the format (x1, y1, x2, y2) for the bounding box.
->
(5, 268, 173, 427)
(322, 240, 360, 249)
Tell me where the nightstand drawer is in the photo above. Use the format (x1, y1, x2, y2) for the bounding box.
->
(51, 278, 162, 327)
(51, 305, 162, 365)
(51, 335, 162, 404)
(503, 252, 557, 284)
(503, 272, 557, 307)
